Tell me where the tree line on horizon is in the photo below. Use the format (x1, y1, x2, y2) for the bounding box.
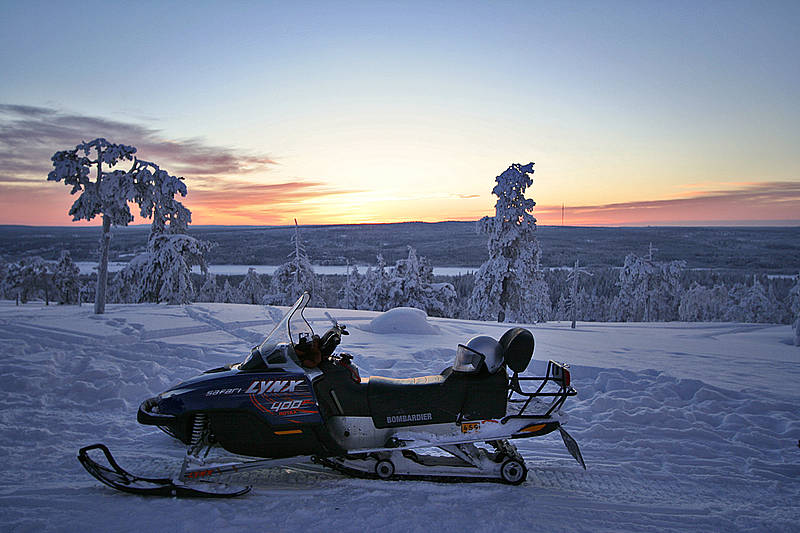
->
(2, 145, 799, 344)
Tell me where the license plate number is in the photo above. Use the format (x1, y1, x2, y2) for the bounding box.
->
(461, 422, 480, 433)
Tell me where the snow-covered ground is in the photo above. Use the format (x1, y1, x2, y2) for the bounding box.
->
(0, 301, 797, 532)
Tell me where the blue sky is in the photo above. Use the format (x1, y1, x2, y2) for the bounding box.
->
(1, 0, 798, 225)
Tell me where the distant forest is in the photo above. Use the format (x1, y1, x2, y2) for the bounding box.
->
(2, 222, 798, 273)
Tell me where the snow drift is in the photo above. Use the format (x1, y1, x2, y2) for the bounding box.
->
(0, 301, 797, 532)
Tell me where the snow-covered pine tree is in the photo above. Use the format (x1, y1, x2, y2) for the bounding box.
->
(5, 257, 50, 304)
(651, 260, 686, 321)
(217, 279, 240, 303)
(554, 294, 569, 321)
(338, 262, 364, 310)
(198, 273, 219, 303)
(3, 261, 24, 305)
(53, 250, 81, 304)
(730, 275, 775, 323)
(468, 162, 548, 323)
(152, 234, 211, 304)
(268, 220, 322, 306)
(113, 159, 212, 304)
(789, 273, 800, 345)
(0, 257, 7, 300)
(363, 254, 392, 311)
(566, 259, 593, 328)
(384, 246, 457, 317)
(678, 282, 707, 321)
(239, 268, 265, 305)
(528, 253, 551, 323)
(614, 250, 685, 322)
(613, 253, 653, 321)
(574, 288, 598, 322)
(48, 138, 137, 314)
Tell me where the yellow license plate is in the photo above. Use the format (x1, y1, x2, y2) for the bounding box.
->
(461, 422, 480, 433)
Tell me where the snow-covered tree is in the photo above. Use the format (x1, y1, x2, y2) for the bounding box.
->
(468, 162, 548, 323)
(0, 257, 7, 300)
(566, 259, 593, 328)
(554, 293, 569, 321)
(528, 254, 551, 323)
(238, 268, 265, 305)
(383, 246, 456, 317)
(131, 159, 192, 238)
(726, 276, 777, 323)
(113, 234, 211, 305)
(53, 251, 81, 304)
(613, 253, 654, 322)
(217, 279, 240, 303)
(154, 234, 211, 304)
(198, 273, 219, 302)
(789, 273, 800, 345)
(3, 261, 24, 304)
(268, 221, 322, 306)
(613, 251, 685, 322)
(363, 254, 393, 311)
(651, 260, 686, 321)
(48, 138, 137, 314)
(111, 160, 212, 304)
(4, 257, 50, 304)
(338, 263, 365, 310)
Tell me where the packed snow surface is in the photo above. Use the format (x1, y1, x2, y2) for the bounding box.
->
(0, 301, 797, 532)
(362, 307, 440, 335)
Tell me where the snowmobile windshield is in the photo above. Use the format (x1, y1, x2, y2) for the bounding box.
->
(257, 292, 312, 358)
(453, 344, 485, 373)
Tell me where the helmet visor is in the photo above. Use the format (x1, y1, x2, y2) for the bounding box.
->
(454, 344, 485, 373)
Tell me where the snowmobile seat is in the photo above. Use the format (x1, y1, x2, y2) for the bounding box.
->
(368, 369, 507, 429)
(500, 328, 534, 374)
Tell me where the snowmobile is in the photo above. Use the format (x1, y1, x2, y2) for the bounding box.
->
(79, 293, 585, 497)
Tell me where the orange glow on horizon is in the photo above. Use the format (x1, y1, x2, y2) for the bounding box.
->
(1, 180, 798, 227)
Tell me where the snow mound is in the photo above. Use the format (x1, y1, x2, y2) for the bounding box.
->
(363, 307, 439, 335)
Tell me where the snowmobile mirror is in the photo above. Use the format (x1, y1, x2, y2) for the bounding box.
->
(500, 328, 534, 374)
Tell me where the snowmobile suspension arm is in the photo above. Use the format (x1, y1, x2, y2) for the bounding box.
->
(179, 454, 316, 480)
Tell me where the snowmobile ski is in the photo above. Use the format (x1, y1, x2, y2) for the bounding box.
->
(78, 444, 251, 498)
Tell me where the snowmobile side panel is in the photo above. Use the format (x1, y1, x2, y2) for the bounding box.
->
(206, 411, 332, 458)
(312, 361, 370, 417)
(138, 369, 325, 454)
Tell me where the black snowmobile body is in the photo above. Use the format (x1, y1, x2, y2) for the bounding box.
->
(82, 293, 583, 497)
(138, 354, 515, 459)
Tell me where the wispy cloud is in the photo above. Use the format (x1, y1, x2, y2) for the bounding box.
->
(0, 104, 362, 225)
(0, 104, 276, 183)
(538, 181, 800, 225)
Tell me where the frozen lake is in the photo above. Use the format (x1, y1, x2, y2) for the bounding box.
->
(76, 262, 476, 277)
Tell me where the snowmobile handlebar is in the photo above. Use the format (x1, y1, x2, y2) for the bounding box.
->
(319, 322, 348, 359)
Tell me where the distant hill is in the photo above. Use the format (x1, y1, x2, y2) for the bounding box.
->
(1, 222, 798, 273)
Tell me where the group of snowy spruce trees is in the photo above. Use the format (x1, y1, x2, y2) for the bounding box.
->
(2, 142, 799, 344)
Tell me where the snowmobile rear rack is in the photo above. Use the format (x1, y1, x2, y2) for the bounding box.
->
(507, 360, 577, 418)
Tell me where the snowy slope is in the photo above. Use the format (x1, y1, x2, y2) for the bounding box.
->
(0, 301, 797, 532)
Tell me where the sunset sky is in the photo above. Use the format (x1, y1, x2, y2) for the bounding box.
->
(1, 1, 798, 227)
